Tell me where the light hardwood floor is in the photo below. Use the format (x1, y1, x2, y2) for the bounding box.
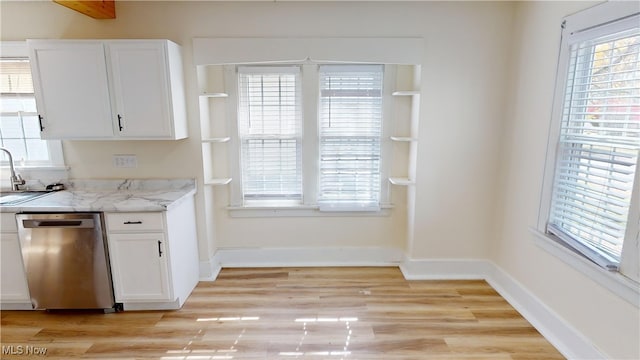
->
(0, 267, 565, 359)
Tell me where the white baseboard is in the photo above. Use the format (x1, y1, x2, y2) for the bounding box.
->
(400, 258, 605, 360)
(217, 246, 404, 268)
(484, 262, 604, 360)
(0, 302, 33, 310)
(399, 258, 493, 280)
(199, 255, 222, 281)
(200, 246, 404, 280)
(122, 298, 182, 311)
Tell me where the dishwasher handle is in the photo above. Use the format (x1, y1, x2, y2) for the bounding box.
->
(22, 219, 96, 229)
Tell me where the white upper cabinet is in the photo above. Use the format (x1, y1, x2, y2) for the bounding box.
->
(106, 41, 187, 139)
(28, 41, 114, 139)
(28, 39, 188, 140)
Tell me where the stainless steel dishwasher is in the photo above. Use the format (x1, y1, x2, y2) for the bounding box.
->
(16, 213, 116, 310)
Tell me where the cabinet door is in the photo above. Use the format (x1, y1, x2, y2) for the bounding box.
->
(107, 233, 172, 302)
(28, 40, 114, 139)
(0, 233, 31, 303)
(107, 41, 174, 138)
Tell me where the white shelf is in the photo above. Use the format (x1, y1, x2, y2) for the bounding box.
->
(205, 178, 232, 186)
(199, 92, 228, 98)
(392, 90, 420, 96)
(388, 177, 415, 186)
(390, 136, 417, 142)
(202, 137, 231, 143)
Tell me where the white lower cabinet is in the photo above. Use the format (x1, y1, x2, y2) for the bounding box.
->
(0, 213, 31, 309)
(105, 195, 199, 310)
(107, 232, 172, 302)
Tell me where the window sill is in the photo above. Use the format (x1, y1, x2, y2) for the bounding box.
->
(227, 203, 393, 218)
(15, 165, 69, 171)
(529, 227, 639, 307)
(1, 164, 68, 171)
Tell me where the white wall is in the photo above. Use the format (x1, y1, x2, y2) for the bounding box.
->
(410, 2, 514, 259)
(0, 0, 514, 264)
(496, 1, 639, 359)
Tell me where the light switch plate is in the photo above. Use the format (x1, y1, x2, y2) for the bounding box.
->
(113, 154, 137, 168)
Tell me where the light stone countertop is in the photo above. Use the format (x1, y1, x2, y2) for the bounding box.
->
(0, 179, 196, 213)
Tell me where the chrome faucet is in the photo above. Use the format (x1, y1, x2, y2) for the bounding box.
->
(0, 147, 26, 191)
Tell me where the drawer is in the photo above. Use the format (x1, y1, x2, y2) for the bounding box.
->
(0, 213, 17, 233)
(106, 212, 165, 232)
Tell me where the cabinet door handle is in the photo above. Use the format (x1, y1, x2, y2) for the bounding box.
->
(157, 240, 163, 257)
(123, 221, 142, 225)
(38, 115, 45, 131)
(117, 114, 123, 131)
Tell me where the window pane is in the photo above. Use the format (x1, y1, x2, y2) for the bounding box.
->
(25, 139, 49, 161)
(1, 139, 26, 161)
(0, 94, 37, 113)
(318, 65, 384, 208)
(22, 115, 42, 138)
(242, 139, 301, 199)
(237, 67, 302, 201)
(0, 115, 24, 138)
(20, 96, 37, 113)
(240, 74, 299, 136)
(0, 96, 22, 113)
(0, 59, 33, 93)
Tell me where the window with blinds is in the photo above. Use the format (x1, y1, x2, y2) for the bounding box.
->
(318, 65, 384, 211)
(547, 20, 639, 269)
(237, 66, 302, 202)
(0, 58, 50, 163)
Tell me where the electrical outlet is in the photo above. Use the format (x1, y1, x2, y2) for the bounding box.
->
(113, 154, 138, 168)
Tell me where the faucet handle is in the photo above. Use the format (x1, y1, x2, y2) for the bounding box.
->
(12, 173, 26, 189)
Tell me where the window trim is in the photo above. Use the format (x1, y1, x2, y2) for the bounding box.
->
(225, 63, 394, 215)
(0, 41, 65, 169)
(236, 65, 304, 202)
(537, 1, 640, 294)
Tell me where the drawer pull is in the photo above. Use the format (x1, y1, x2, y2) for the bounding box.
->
(123, 221, 143, 225)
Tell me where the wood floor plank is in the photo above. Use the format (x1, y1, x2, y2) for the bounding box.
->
(445, 336, 566, 359)
(0, 327, 44, 342)
(0, 267, 565, 359)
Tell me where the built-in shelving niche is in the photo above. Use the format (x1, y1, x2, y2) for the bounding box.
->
(197, 65, 233, 189)
(388, 65, 421, 189)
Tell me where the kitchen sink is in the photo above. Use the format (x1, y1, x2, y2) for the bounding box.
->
(0, 191, 52, 206)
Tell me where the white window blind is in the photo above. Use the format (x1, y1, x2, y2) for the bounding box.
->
(318, 65, 384, 211)
(548, 20, 640, 269)
(0, 58, 50, 164)
(237, 66, 302, 202)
